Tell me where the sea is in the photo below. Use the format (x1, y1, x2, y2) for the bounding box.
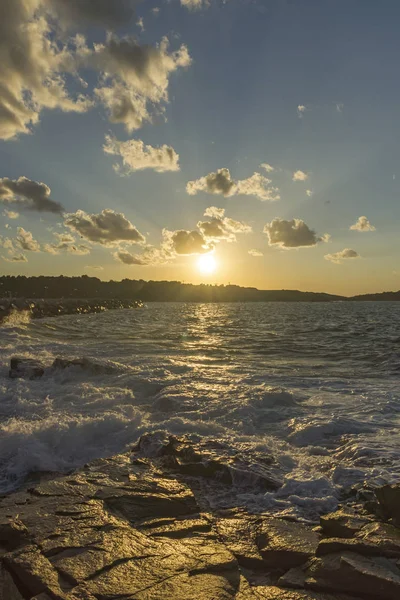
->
(1, 301, 400, 522)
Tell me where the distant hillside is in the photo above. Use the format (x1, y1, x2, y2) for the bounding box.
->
(0, 276, 343, 302)
(348, 291, 400, 301)
(0, 275, 399, 302)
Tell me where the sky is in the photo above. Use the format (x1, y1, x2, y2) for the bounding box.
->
(0, 0, 399, 296)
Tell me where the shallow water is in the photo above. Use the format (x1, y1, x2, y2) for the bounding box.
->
(1, 302, 400, 521)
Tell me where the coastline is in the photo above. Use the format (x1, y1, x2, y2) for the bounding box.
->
(1, 433, 399, 599)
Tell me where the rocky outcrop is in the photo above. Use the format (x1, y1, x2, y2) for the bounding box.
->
(9, 357, 116, 380)
(0, 298, 144, 325)
(0, 434, 399, 599)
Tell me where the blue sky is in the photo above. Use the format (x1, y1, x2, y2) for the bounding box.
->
(0, 0, 399, 295)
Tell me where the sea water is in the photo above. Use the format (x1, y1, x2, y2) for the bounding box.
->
(1, 302, 400, 521)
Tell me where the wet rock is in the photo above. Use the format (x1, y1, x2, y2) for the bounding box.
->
(135, 433, 282, 492)
(51, 357, 115, 375)
(305, 551, 400, 599)
(375, 484, 400, 526)
(320, 510, 369, 539)
(216, 512, 267, 570)
(256, 519, 320, 571)
(9, 357, 45, 380)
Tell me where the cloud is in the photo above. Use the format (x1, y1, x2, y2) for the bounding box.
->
(152, 8, 160, 16)
(3, 209, 19, 219)
(92, 36, 191, 132)
(16, 227, 40, 252)
(181, 0, 209, 9)
(0, 0, 92, 140)
(0, 177, 64, 214)
(306, 189, 313, 197)
(336, 103, 344, 113)
(350, 216, 376, 232)
(292, 170, 309, 182)
(104, 135, 180, 173)
(47, 0, 136, 28)
(260, 163, 275, 173)
(2, 253, 27, 263)
(162, 229, 212, 256)
(264, 218, 328, 249)
(136, 17, 145, 32)
(64, 209, 145, 246)
(85, 265, 104, 271)
(297, 105, 307, 118)
(248, 249, 263, 257)
(325, 248, 360, 264)
(197, 206, 251, 242)
(0, 2, 190, 139)
(43, 231, 91, 255)
(187, 168, 280, 201)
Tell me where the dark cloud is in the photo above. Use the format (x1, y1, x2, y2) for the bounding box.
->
(48, 0, 136, 28)
(162, 229, 211, 255)
(64, 209, 145, 246)
(187, 169, 280, 201)
(264, 218, 328, 249)
(0, 177, 64, 214)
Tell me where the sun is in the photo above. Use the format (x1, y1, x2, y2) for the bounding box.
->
(197, 254, 217, 274)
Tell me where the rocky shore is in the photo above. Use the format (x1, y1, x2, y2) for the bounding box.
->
(1, 432, 400, 600)
(0, 298, 144, 325)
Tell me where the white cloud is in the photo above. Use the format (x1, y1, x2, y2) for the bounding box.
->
(187, 168, 280, 201)
(292, 170, 309, 182)
(336, 103, 344, 113)
(248, 249, 263, 257)
(264, 218, 328, 249)
(350, 216, 376, 232)
(197, 206, 251, 242)
(260, 163, 275, 173)
(3, 209, 19, 219)
(325, 248, 360, 264)
(136, 17, 144, 32)
(181, 0, 209, 9)
(64, 209, 145, 246)
(152, 7, 160, 16)
(43, 232, 91, 255)
(0, 2, 190, 139)
(2, 253, 27, 263)
(16, 227, 40, 252)
(297, 105, 307, 118)
(0, 0, 93, 141)
(0, 177, 64, 214)
(306, 189, 313, 197)
(104, 135, 180, 173)
(114, 245, 166, 266)
(92, 36, 191, 132)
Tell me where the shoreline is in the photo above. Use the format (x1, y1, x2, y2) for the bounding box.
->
(0, 432, 399, 599)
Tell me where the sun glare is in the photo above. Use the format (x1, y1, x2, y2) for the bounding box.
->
(197, 254, 217, 274)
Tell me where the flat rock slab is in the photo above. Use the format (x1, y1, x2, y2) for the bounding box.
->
(256, 518, 320, 571)
(320, 511, 370, 539)
(376, 485, 400, 526)
(306, 551, 400, 600)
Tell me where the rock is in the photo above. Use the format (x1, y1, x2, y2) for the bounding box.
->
(320, 510, 369, 539)
(216, 512, 267, 570)
(0, 562, 25, 599)
(305, 551, 400, 600)
(278, 567, 307, 589)
(135, 433, 282, 492)
(375, 484, 400, 526)
(0, 517, 30, 552)
(317, 522, 400, 559)
(9, 357, 45, 380)
(51, 357, 115, 375)
(256, 519, 320, 571)
(0, 453, 240, 599)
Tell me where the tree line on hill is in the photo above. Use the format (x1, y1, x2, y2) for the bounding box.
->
(0, 275, 399, 302)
